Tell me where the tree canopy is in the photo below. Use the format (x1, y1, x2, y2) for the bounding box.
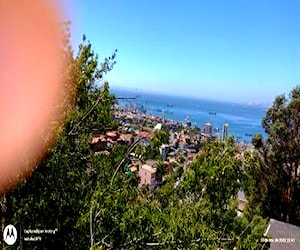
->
(81, 138, 267, 249)
(243, 86, 300, 226)
(4, 25, 117, 248)
(1, 25, 269, 249)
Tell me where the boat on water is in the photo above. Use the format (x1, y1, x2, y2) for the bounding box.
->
(167, 103, 173, 107)
(245, 133, 253, 137)
(153, 108, 173, 115)
(152, 108, 163, 112)
(208, 111, 217, 115)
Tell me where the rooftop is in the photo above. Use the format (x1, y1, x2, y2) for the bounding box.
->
(141, 164, 157, 174)
(145, 160, 157, 167)
(266, 219, 300, 250)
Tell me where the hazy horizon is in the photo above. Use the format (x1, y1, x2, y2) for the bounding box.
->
(61, 0, 300, 104)
(110, 84, 271, 107)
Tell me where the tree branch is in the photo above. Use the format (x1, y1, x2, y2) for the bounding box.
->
(110, 137, 146, 185)
(68, 94, 102, 136)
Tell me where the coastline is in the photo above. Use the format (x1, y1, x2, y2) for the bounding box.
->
(112, 87, 267, 143)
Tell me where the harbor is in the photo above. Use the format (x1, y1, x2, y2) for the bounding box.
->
(112, 87, 267, 143)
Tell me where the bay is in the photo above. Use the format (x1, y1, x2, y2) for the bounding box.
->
(111, 87, 268, 143)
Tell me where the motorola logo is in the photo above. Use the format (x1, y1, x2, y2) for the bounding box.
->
(3, 224, 17, 245)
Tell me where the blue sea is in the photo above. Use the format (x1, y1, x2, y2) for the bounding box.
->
(111, 87, 268, 143)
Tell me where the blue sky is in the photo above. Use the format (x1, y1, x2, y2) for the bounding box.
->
(60, 0, 300, 104)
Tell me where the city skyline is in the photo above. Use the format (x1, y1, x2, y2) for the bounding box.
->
(60, 0, 300, 104)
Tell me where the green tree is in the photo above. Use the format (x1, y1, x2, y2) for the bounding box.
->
(179, 139, 241, 207)
(144, 128, 169, 159)
(244, 86, 300, 225)
(5, 27, 117, 249)
(2, 23, 269, 250)
(83, 139, 267, 249)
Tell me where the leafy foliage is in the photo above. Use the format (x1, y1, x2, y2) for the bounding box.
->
(2, 24, 268, 250)
(144, 128, 169, 160)
(244, 86, 300, 225)
(5, 27, 117, 249)
(83, 138, 267, 249)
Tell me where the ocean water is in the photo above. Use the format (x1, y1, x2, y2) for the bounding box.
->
(111, 87, 267, 143)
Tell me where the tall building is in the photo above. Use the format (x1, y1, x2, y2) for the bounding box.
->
(185, 116, 191, 128)
(159, 144, 169, 161)
(222, 123, 228, 141)
(204, 123, 212, 136)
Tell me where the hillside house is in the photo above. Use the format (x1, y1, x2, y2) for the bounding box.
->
(138, 164, 162, 190)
